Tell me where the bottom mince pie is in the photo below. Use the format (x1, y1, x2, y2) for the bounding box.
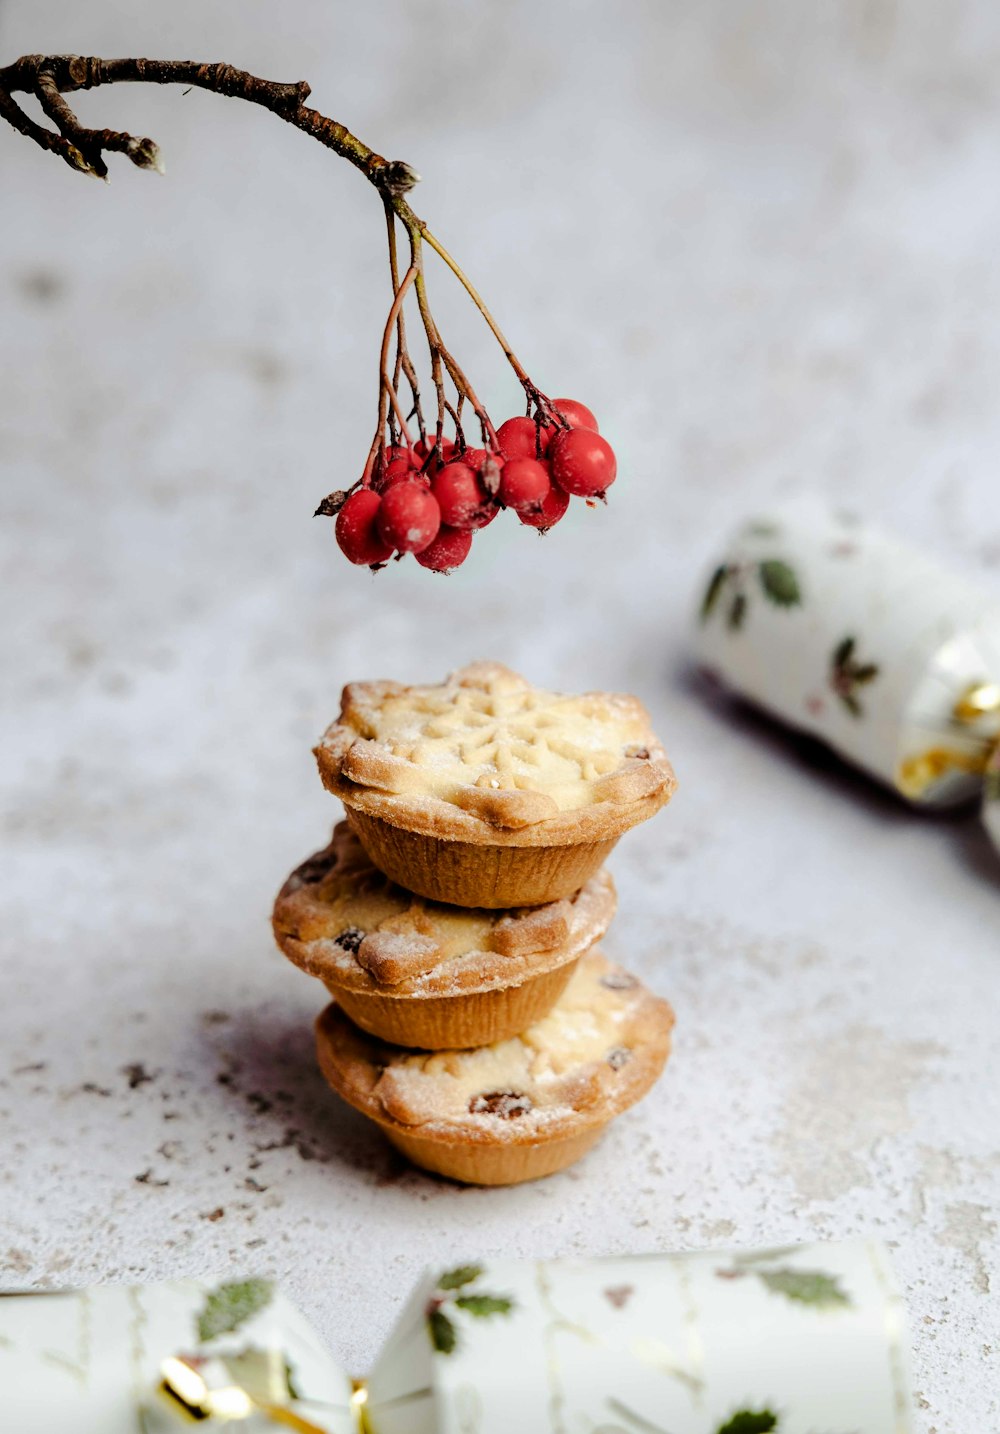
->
(314, 946, 675, 1185)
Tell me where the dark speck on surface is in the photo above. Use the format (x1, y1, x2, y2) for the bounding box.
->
(17, 268, 66, 304)
(245, 349, 288, 387)
(123, 1062, 155, 1090)
(135, 1169, 168, 1188)
(253, 1127, 325, 1163)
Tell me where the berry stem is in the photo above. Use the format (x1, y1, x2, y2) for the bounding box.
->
(419, 225, 532, 389)
(383, 201, 425, 445)
(410, 230, 449, 453)
(411, 234, 498, 448)
(379, 263, 417, 446)
(444, 397, 466, 450)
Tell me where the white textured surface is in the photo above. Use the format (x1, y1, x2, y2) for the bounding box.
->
(1, 3, 998, 1429)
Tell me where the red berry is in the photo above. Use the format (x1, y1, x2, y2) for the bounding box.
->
(376, 446, 427, 492)
(549, 398, 598, 432)
(456, 446, 504, 474)
(415, 524, 473, 572)
(499, 457, 552, 515)
(432, 463, 497, 530)
(518, 481, 570, 530)
(376, 480, 441, 553)
(381, 467, 430, 491)
(550, 428, 617, 498)
(496, 416, 551, 461)
(384, 465, 430, 492)
(384, 446, 414, 473)
(457, 448, 504, 524)
(383, 444, 417, 475)
(336, 489, 395, 566)
(414, 437, 457, 470)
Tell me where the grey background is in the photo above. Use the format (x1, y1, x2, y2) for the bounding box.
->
(1, 2, 998, 1428)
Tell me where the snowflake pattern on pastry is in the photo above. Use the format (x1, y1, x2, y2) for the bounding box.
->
(318, 662, 675, 829)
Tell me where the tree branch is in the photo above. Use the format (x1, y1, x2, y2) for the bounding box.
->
(1, 52, 552, 493)
(0, 53, 418, 199)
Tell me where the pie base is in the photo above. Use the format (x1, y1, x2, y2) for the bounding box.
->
(324, 958, 580, 1051)
(346, 806, 620, 908)
(380, 1120, 607, 1186)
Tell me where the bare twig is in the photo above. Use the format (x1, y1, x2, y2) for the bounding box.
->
(379, 265, 417, 444)
(411, 233, 496, 449)
(383, 201, 424, 445)
(422, 228, 530, 387)
(0, 52, 547, 468)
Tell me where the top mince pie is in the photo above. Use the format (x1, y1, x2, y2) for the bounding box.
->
(314, 662, 676, 908)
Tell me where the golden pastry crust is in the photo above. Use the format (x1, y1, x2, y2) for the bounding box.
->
(315, 947, 674, 1158)
(273, 822, 616, 999)
(314, 662, 676, 848)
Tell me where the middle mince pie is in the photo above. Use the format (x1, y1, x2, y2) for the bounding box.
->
(273, 822, 616, 1049)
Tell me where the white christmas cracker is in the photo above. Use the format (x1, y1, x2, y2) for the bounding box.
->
(0, 1240, 912, 1432)
(0, 1279, 355, 1433)
(695, 504, 1000, 834)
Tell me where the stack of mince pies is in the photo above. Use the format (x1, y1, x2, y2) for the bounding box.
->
(272, 661, 678, 1186)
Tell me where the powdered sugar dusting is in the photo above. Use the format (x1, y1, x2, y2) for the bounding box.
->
(274, 823, 615, 996)
(323, 663, 667, 813)
(362, 946, 671, 1135)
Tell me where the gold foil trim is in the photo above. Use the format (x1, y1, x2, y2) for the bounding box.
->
(896, 746, 988, 799)
(160, 1355, 254, 1420)
(350, 1379, 373, 1434)
(953, 681, 1000, 723)
(159, 1354, 334, 1431)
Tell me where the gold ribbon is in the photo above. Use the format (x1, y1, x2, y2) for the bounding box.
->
(895, 683, 1000, 798)
(953, 680, 1000, 723)
(896, 744, 989, 798)
(350, 1380, 373, 1434)
(159, 1354, 357, 1431)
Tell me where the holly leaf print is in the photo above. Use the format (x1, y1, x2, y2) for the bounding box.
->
(832, 635, 856, 667)
(757, 559, 801, 608)
(428, 1308, 458, 1354)
(717, 1410, 779, 1434)
(438, 1264, 483, 1291)
(454, 1294, 513, 1318)
(852, 663, 880, 684)
(830, 635, 880, 716)
(701, 564, 730, 621)
(197, 1278, 274, 1342)
(428, 1266, 514, 1352)
(758, 1267, 851, 1309)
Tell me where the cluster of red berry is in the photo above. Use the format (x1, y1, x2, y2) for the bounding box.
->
(334, 399, 616, 572)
